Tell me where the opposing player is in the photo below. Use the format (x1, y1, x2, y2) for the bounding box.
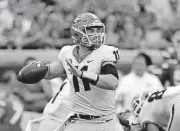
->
(19, 13, 123, 131)
(131, 87, 180, 131)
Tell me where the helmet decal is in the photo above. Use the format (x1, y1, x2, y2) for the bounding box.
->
(73, 16, 82, 24)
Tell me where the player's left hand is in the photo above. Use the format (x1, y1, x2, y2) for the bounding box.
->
(66, 59, 82, 77)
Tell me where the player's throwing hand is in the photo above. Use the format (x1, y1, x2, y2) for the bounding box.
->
(65, 59, 82, 78)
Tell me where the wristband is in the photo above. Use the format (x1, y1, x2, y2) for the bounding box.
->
(90, 75, 99, 85)
(81, 72, 99, 85)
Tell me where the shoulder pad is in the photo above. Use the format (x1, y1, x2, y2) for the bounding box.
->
(100, 45, 120, 63)
(58, 45, 73, 61)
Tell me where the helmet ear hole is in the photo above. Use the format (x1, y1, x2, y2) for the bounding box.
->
(74, 33, 79, 37)
(145, 94, 149, 99)
(140, 91, 151, 101)
(79, 27, 86, 34)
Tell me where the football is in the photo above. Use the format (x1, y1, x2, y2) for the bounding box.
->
(17, 61, 48, 84)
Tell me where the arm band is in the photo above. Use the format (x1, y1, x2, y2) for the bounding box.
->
(101, 64, 119, 79)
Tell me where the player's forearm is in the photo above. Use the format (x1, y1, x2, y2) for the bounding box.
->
(96, 75, 118, 90)
(44, 61, 65, 80)
(81, 72, 118, 90)
(44, 64, 55, 80)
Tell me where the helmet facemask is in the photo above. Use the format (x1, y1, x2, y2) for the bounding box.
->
(82, 25, 105, 48)
(131, 98, 144, 117)
(131, 92, 151, 117)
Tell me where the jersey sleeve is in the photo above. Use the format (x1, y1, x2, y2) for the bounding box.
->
(58, 46, 72, 63)
(101, 45, 120, 64)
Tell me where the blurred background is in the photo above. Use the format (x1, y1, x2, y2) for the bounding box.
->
(0, 0, 180, 130)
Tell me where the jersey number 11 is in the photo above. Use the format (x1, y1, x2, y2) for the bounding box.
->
(73, 65, 91, 92)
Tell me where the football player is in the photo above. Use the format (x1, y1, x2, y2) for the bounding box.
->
(22, 13, 123, 131)
(131, 87, 180, 131)
(25, 79, 75, 131)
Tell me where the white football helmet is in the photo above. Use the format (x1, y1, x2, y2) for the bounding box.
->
(71, 13, 106, 49)
(131, 91, 151, 117)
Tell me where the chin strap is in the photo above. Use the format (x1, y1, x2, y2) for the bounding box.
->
(89, 45, 97, 50)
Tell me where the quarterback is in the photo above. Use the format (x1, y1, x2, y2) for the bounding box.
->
(20, 13, 123, 131)
(131, 87, 180, 131)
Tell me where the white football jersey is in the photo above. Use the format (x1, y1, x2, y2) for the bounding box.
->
(138, 87, 180, 130)
(43, 79, 75, 121)
(58, 45, 120, 116)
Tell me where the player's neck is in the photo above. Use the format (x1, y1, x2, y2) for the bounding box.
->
(78, 45, 93, 56)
